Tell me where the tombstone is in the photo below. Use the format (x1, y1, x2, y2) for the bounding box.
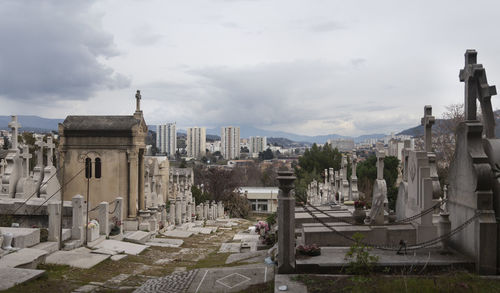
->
(396, 140, 412, 220)
(0, 159, 6, 176)
(448, 50, 498, 274)
(196, 204, 202, 220)
(39, 135, 61, 200)
(421, 106, 442, 201)
(169, 202, 175, 225)
(48, 202, 61, 242)
(115, 197, 124, 234)
(32, 136, 45, 195)
(366, 150, 387, 225)
(71, 194, 85, 241)
(204, 201, 209, 220)
(0, 116, 22, 197)
(277, 171, 296, 274)
(15, 145, 36, 199)
(187, 203, 192, 223)
(340, 156, 350, 200)
(349, 152, 359, 201)
(98, 202, 110, 236)
(175, 196, 182, 225)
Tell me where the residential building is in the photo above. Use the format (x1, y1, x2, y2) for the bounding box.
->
(249, 136, 267, 157)
(327, 138, 355, 152)
(156, 123, 176, 157)
(186, 127, 206, 158)
(221, 126, 240, 160)
(239, 187, 279, 213)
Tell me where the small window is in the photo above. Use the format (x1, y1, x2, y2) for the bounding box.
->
(85, 158, 92, 179)
(95, 158, 101, 179)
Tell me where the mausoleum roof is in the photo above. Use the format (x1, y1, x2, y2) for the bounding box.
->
(62, 115, 141, 131)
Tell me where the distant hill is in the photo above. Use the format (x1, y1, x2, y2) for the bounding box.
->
(0, 115, 63, 133)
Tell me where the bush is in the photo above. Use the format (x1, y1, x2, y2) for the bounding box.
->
(344, 233, 379, 275)
(224, 193, 251, 218)
(266, 212, 277, 226)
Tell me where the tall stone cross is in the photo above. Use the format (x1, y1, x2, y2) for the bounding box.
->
(351, 153, 357, 179)
(21, 145, 32, 177)
(0, 159, 6, 175)
(8, 115, 21, 150)
(421, 105, 435, 152)
(376, 150, 385, 180)
(45, 135, 55, 167)
(135, 90, 142, 112)
(459, 49, 497, 138)
(35, 137, 45, 167)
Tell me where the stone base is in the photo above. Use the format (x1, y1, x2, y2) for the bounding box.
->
(0, 228, 40, 248)
(416, 224, 438, 243)
(123, 219, 138, 232)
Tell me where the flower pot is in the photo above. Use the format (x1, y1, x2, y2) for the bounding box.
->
(353, 208, 366, 224)
(87, 228, 99, 242)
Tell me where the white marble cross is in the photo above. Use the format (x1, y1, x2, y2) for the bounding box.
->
(35, 137, 45, 167)
(421, 105, 435, 152)
(351, 153, 357, 178)
(8, 116, 21, 150)
(21, 145, 32, 177)
(45, 135, 55, 167)
(376, 150, 385, 180)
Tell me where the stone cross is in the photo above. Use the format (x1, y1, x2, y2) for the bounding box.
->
(21, 145, 32, 177)
(324, 169, 328, 184)
(351, 153, 357, 178)
(0, 159, 6, 175)
(421, 105, 435, 152)
(135, 90, 142, 112)
(35, 137, 45, 167)
(376, 150, 385, 180)
(8, 115, 21, 150)
(459, 49, 497, 137)
(45, 135, 55, 166)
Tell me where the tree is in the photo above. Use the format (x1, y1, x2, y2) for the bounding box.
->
(258, 148, 274, 160)
(240, 146, 249, 153)
(2, 136, 9, 150)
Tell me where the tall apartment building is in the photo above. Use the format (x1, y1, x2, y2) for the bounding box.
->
(156, 123, 177, 157)
(221, 126, 240, 160)
(249, 136, 267, 156)
(186, 127, 206, 158)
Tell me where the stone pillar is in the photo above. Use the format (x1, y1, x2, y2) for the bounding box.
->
(48, 202, 61, 242)
(71, 195, 85, 241)
(187, 203, 192, 223)
(169, 202, 175, 225)
(98, 202, 109, 236)
(138, 149, 145, 211)
(116, 197, 124, 234)
(204, 202, 209, 220)
(277, 170, 296, 274)
(176, 197, 182, 225)
(128, 151, 138, 218)
(182, 196, 187, 223)
(196, 204, 202, 220)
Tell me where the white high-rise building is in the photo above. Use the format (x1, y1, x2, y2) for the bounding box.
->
(186, 127, 206, 158)
(221, 126, 240, 160)
(249, 136, 267, 156)
(156, 123, 177, 157)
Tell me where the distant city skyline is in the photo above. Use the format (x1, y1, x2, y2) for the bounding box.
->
(1, 1, 499, 136)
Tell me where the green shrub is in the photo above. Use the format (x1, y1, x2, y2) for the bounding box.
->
(344, 232, 379, 275)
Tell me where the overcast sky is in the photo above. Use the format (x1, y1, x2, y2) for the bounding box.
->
(1, 0, 499, 136)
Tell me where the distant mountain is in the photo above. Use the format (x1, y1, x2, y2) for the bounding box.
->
(0, 115, 63, 133)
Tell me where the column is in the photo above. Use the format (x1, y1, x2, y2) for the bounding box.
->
(277, 170, 296, 274)
(116, 197, 124, 234)
(71, 195, 84, 241)
(48, 202, 61, 242)
(98, 202, 109, 236)
(128, 151, 138, 218)
(138, 149, 145, 211)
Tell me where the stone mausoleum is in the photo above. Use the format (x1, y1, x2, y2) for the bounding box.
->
(58, 91, 148, 219)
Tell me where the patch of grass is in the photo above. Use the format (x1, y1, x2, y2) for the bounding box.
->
(293, 272, 500, 293)
(187, 252, 231, 270)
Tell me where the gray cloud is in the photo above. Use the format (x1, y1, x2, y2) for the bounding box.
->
(0, 0, 130, 102)
(309, 21, 344, 32)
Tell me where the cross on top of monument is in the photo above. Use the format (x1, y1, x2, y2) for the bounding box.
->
(135, 90, 142, 112)
(35, 136, 45, 167)
(459, 49, 497, 125)
(376, 149, 385, 180)
(21, 145, 32, 176)
(8, 115, 21, 150)
(45, 136, 55, 166)
(421, 105, 435, 152)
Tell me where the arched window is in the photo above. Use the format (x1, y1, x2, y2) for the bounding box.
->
(85, 158, 92, 179)
(95, 158, 101, 179)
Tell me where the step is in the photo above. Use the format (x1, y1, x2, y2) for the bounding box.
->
(0, 248, 48, 269)
(32, 242, 59, 254)
(123, 231, 151, 245)
(0, 227, 40, 248)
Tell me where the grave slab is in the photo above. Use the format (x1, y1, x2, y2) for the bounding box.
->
(0, 227, 40, 248)
(0, 248, 48, 269)
(45, 250, 109, 269)
(0, 267, 45, 291)
(124, 231, 151, 245)
(110, 254, 127, 261)
(225, 251, 267, 264)
(218, 243, 241, 253)
(162, 230, 194, 238)
(32, 241, 59, 254)
(147, 238, 183, 248)
(94, 239, 149, 255)
(232, 233, 260, 242)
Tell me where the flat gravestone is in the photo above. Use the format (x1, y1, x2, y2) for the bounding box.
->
(162, 230, 194, 238)
(0, 248, 48, 269)
(124, 231, 151, 245)
(0, 267, 45, 290)
(225, 251, 267, 264)
(94, 240, 149, 255)
(45, 251, 109, 269)
(218, 243, 241, 253)
(110, 255, 127, 261)
(146, 238, 183, 248)
(188, 227, 213, 235)
(232, 233, 260, 242)
(0, 228, 40, 248)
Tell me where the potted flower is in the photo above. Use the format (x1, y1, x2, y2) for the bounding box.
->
(353, 201, 366, 224)
(296, 244, 321, 256)
(86, 219, 100, 242)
